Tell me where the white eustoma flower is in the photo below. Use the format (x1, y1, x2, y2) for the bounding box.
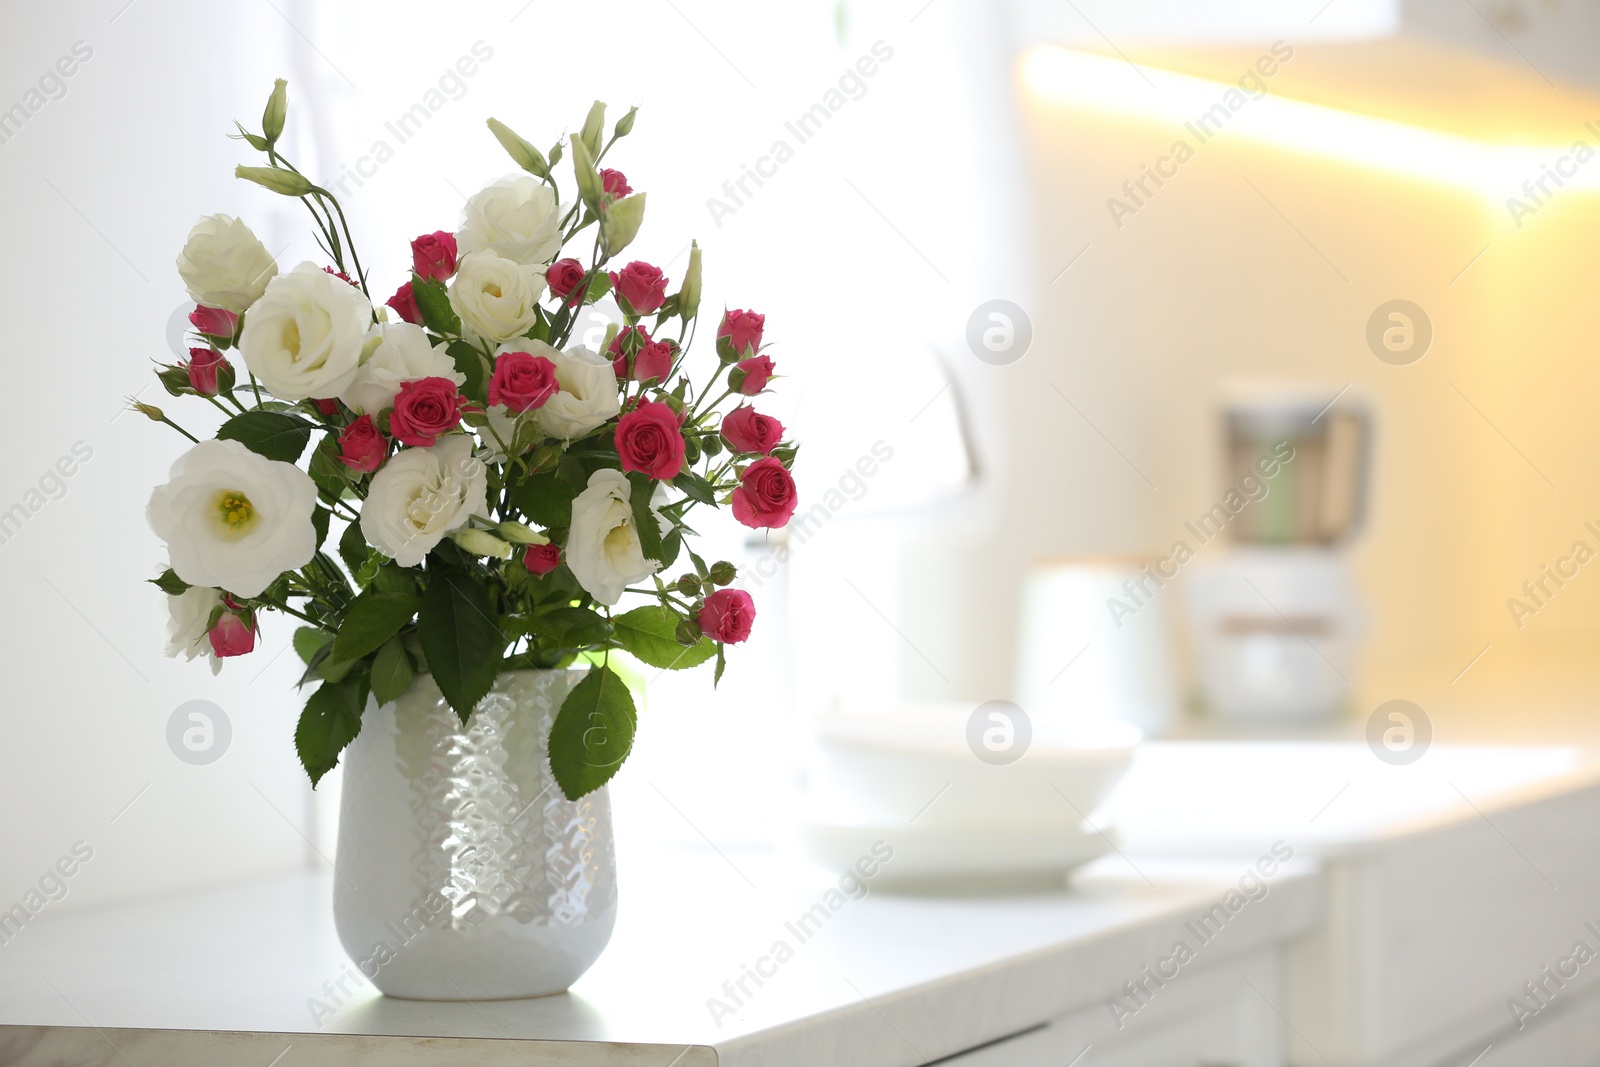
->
(456, 174, 561, 266)
(340, 322, 465, 415)
(147, 440, 319, 599)
(566, 469, 662, 606)
(537, 344, 620, 440)
(165, 584, 224, 674)
(175, 214, 279, 313)
(239, 262, 372, 401)
(361, 435, 488, 567)
(448, 251, 544, 346)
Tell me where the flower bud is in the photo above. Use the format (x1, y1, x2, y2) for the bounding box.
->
(496, 521, 550, 546)
(678, 241, 702, 321)
(580, 100, 606, 158)
(570, 133, 601, 211)
(486, 117, 549, 178)
(675, 616, 704, 645)
(450, 528, 514, 559)
(601, 193, 646, 256)
(709, 560, 737, 586)
(613, 106, 638, 139)
(235, 165, 313, 197)
(132, 401, 166, 422)
(676, 573, 701, 596)
(262, 79, 288, 145)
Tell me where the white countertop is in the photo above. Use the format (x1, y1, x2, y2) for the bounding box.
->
(0, 842, 1321, 1066)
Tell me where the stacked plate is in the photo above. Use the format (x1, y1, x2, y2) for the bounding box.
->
(797, 704, 1141, 890)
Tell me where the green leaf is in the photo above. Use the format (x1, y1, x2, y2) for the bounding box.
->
(659, 527, 683, 570)
(338, 521, 371, 582)
(613, 605, 715, 670)
(509, 471, 577, 529)
(149, 568, 190, 596)
(294, 626, 333, 666)
(371, 637, 415, 706)
(628, 472, 664, 563)
(308, 433, 348, 502)
(673, 469, 717, 506)
(412, 275, 461, 337)
(311, 505, 332, 549)
(714, 644, 727, 686)
(332, 591, 419, 663)
(447, 339, 487, 400)
(523, 606, 612, 648)
(548, 664, 636, 800)
(216, 410, 312, 463)
(296, 678, 366, 787)
(417, 571, 505, 723)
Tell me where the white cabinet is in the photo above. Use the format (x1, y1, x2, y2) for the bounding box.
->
(943, 950, 1282, 1067)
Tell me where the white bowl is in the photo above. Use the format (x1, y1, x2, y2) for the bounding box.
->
(807, 704, 1139, 830)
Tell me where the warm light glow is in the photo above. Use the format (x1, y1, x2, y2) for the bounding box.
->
(1020, 45, 1600, 204)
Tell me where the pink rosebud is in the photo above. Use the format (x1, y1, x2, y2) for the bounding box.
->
(323, 266, 357, 286)
(699, 588, 756, 645)
(729, 354, 775, 395)
(208, 611, 257, 659)
(390, 377, 465, 448)
(523, 542, 562, 576)
(731, 456, 797, 529)
(615, 399, 687, 481)
(600, 168, 632, 198)
(189, 305, 238, 338)
(608, 261, 669, 315)
(610, 330, 674, 383)
(489, 351, 560, 413)
(720, 406, 784, 455)
(411, 230, 458, 281)
(312, 398, 340, 416)
(546, 258, 587, 301)
(717, 309, 765, 361)
(185, 347, 230, 397)
(386, 281, 423, 326)
(337, 414, 386, 473)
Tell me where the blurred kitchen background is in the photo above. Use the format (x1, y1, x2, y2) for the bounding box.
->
(5, 0, 1600, 918)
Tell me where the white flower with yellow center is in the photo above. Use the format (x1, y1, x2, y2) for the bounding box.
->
(239, 262, 372, 401)
(447, 251, 545, 347)
(361, 435, 489, 567)
(147, 440, 319, 598)
(566, 469, 665, 605)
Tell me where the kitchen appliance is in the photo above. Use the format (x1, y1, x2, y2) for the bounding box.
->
(1184, 387, 1371, 722)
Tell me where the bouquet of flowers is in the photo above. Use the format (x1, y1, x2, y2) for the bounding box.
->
(143, 82, 798, 798)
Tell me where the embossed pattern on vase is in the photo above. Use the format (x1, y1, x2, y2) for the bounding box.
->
(333, 669, 617, 999)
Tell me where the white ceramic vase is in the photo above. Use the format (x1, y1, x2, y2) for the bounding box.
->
(332, 668, 617, 1000)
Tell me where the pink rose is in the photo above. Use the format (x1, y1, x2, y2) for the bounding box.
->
(601, 168, 632, 197)
(717, 309, 765, 361)
(615, 399, 686, 480)
(523, 542, 562, 576)
(489, 350, 559, 413)
(720, 407, 784, 455)
(208, 611, 256, 659)
(386, 281, 423, 326)
(699, 588, 756, 644)
(337, 414, 386, 473)
(411, 230, 458, 281)
(609, 261, 669, 315)
(546, 258, 587, 302)
(189, 305, 238, 338)
(389, 377, 465, 447)
(609, 327, 674, 383)
(729, 355, 775, 395)
(731, 456, 797, 529)
(185, 347, 230, 397)
(313, 398, 341, 416)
